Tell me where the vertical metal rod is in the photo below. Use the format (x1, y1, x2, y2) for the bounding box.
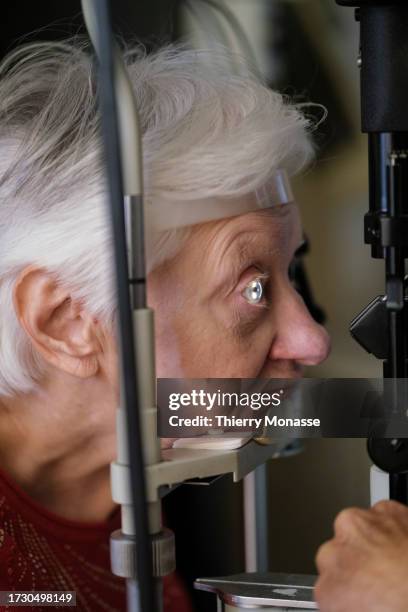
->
(336, 2, 408, 508)
(254, 463, 269, 572)
(81, 1, 158, 610)
(243, 471, 257, 572)
(385, 146, 408, 504)
(243, 465, 270, 572)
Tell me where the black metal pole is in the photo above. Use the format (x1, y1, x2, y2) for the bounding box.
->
(336, 1, 408, 503)
(91, 1, 156, 610)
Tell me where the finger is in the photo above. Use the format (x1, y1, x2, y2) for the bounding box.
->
(315, 540, 339, 573)
(371, 499, 408, 536)
(333, 507, 372, 540)
(314, 575, 343, 612)
(316, 538, 361, 576)
(372, 499, 408, 517)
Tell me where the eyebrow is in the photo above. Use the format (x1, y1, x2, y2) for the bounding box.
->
(230, 235, 278, 280)
(206, 232, 278, 301)
(204, 205, 301, 297)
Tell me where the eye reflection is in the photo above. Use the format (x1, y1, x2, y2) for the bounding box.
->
(243, 278, 264, 305)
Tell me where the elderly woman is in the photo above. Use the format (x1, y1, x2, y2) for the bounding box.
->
(0, 41, 329, 610)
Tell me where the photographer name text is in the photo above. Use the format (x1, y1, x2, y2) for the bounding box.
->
(168, 414, 321, 429)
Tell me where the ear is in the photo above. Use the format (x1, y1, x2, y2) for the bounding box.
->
(13, 266, 101, 379)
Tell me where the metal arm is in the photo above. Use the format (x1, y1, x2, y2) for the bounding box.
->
(336, 0, 408, 503)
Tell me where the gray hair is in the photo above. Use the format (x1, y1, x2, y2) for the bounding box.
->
(0, 40, 314, 396)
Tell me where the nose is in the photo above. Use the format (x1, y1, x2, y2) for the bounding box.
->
(268, 286, 331, 367)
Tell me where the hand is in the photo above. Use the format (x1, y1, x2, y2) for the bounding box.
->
(315, 500, 408, 612)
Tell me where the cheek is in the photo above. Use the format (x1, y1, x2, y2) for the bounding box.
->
(150, 278, 276, 377)
(221, 298, 278, 376)
(173, 312, 226, 376)
(228, 328, 275, 377)
(155, 322, 184, 377)
(186, 321, 274, 377)
(155, 302, 241, 377)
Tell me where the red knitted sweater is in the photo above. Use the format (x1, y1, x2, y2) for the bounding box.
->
(0, 467, 192, 612)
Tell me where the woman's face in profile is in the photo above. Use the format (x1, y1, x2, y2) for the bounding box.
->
(149, 203, 330, 379)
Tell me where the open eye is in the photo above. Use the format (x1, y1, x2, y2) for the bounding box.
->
(242, 277, 265, 305)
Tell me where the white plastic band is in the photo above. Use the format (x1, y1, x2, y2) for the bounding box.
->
(146, 169, 294, 232)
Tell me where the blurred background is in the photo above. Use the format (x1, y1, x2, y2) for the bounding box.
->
(1, 1, 383, 610)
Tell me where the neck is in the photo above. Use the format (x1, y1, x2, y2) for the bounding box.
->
(0, 372, 118, 523)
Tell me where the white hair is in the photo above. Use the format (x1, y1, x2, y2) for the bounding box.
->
(0, 40, 314, 396)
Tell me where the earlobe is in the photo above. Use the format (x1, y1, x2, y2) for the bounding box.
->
(13, 266, 100, 378)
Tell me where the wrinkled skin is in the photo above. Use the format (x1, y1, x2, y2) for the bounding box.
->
(0, 204, 329, 521)
(151, 205, 329, 378)
(315, 500, 408, 612)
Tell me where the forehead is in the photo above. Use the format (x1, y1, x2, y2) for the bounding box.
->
(195, 203, 302, 262)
